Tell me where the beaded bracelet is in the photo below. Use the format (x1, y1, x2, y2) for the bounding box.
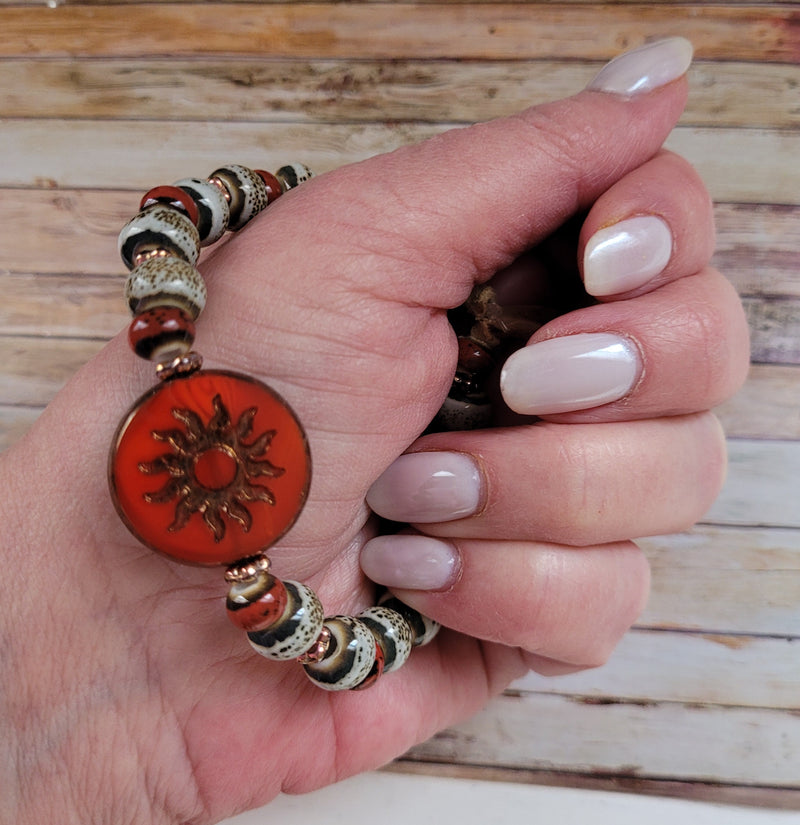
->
(108, 163, 439, 691)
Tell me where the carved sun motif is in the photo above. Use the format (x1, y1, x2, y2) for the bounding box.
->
(138, 394, 285, 542)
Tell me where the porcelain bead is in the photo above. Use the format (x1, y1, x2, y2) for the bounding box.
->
(378, 594, 441, 647)
(118, 204, 201, 270)
(174, 177, 231, 245)
(128, 305, 196, 362)
(303, 615, 380, 691)
(254, 170, 284, 204)
(358, 605, 413, 674)
(209, 164, 269, 231)
(125, 257, 207, 318)
(140, 185, 200, 227)
(248, 580, 324, 661)
(226, 570, 289, 632)
(275, 163, 313, 192)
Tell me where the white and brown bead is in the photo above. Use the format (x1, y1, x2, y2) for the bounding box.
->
(247, 580, 324, 661)
(125, 257, 207, 319)
(118, 204, 201, 270)
(358, 605, 413, 674)
(208, 164, 269, 231)
(174, 177, 231, 245)
(378, 594, 440, 647)
(275, 163, 313, 192)
(303, 615, 380, 691)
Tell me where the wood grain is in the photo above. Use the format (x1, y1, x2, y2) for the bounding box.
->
(1, 4, 797, 62)
(408, 691, 800, 786)
(1, 58, 797, 128)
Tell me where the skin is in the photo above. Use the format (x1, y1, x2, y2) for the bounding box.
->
(0, 76, 749, 825)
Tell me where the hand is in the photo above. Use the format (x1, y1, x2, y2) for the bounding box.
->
(1, 39, 748, 825)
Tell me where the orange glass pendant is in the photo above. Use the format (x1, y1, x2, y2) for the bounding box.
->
(109, 370, 310, 565)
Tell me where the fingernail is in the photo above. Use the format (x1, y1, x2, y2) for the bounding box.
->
(366, 451, 482, 523)
(584, 215, 673, 297)
(360, 534, 460, 591)
(587, 37, 693, 96)
(500, 333, 641, 415)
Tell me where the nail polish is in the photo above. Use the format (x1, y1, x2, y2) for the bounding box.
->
(584, 215, 673, 297)
(587, 37, 694, 96)
(366, 451, 482, 523)
(360, 534, 460, 591)
(500, 333, 641, 416)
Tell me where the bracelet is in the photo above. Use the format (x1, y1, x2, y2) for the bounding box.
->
(108, 163, 439, 691)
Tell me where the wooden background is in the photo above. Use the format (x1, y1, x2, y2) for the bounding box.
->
(1, 0, 798, 811)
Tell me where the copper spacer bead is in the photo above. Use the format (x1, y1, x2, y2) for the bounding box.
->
(297, 625, 332, 664)
(224, 553, 272, 583)
(155, 350, 204, 381)
(207, 175, 232, 203)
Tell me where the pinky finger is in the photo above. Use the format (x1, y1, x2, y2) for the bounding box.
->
(360, 535, 650, 669)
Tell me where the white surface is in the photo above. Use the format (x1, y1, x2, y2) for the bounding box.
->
(220, 771, 800, 824)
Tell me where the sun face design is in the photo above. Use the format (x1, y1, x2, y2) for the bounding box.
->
(138, 394, 285, 542)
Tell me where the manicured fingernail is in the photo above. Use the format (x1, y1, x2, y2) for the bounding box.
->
(500, 333, 641, 415)
(366, 452, 482, 523)
(584, 215, 673, 297)
(360, 534, 460, 591)
(587, 37, 693, 96)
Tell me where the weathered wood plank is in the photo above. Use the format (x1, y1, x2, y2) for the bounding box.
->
(713, 204, 800, 299)
(513, 628, 800, 708)
(0, 4, 797, 62)
(388, 761, 800, 812)
(663, 128, 800, 206)
(640, 525, 800, 635)
(2, 121, 798, 205)
(407, 691, 800, 786)
(0, 58, 797, 129)
(714, 364, 800, 441)
(703, 439, 800, 529)
(743, 297, 800, 365)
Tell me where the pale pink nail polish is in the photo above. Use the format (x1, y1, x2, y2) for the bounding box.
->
(366, 452, 482, 523)
(587, 37, 693, 96)
(360, 535, 460, 591)
(584, 215, 673, 297)
(500, 333, 641, 416)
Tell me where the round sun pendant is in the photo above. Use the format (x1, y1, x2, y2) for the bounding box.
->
(109, 370, 311, 565)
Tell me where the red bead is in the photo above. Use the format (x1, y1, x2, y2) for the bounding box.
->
(456, 337, 493, 375)
(109, 370, 311, 566)
(226, 573, 289, 632)
(140, 185, 200, 228)
(254, 170, 283, 204)
(128, 306, 196, 361)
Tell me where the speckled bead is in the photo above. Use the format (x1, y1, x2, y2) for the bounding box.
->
(248, 580, 324, 661)
(174, 177, 231, 245)
(118, 204, 201, 270)
(358, 605, 413, 674)
(128, 305, 196, 362)
(434, 396, 493, 431)
(226, 570, 289, 633)
(378, 594, 440, 647)
(275, 163, 313, 192)
(125, 257, 207, 319)
(208, 164, 269, 231)
(303, 616, 380, 691)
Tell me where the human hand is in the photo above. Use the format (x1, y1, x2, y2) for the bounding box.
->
(1, 38, 748, 825)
